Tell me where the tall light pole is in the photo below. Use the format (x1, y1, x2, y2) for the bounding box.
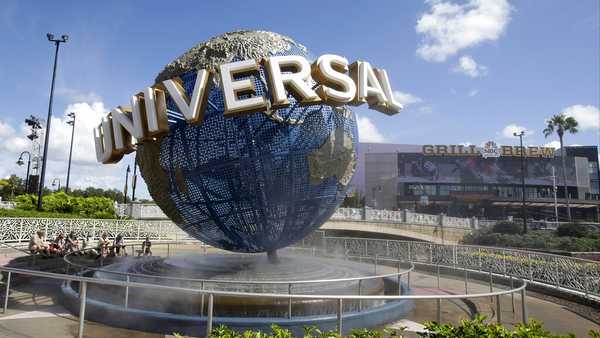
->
(131, 161, 137, 202)
(16, 151, 31, 193)
(37, 33, 68, 210)
(123, 165, 131, 204)
(513, 131, 527, 233)
(65, 112, 76, 193)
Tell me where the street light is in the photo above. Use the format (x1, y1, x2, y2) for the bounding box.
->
(38, 33, 68, 211)
(123, 165, 131, 204)
(51, 178, 61, 192)
(16, 151, 32, 193)
(65, 112, 76, 193)
(513, 131, 527, 234)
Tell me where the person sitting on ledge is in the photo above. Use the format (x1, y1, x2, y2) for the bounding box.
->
(49, 233, 66, 256)
(113, 233, 126, 256)
(28, 230, 49, 256)
(140, 236, 152, 256)
(65, 231, 81, 255)
(96, 232, 110, 259)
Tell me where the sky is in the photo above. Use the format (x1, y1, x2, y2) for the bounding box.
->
(0, 0, 598, 200)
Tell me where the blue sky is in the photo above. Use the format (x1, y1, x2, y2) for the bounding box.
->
(0, 0, 598, 199)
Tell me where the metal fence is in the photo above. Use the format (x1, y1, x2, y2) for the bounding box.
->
(1, 242, 529, 338)
(300, 232, 600, 300)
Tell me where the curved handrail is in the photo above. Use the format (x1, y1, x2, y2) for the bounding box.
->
(0, 264, 526, 300)
(64, 243, 414, 286)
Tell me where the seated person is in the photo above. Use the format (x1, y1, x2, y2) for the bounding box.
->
(65, 231, 81, 254)
(96, 232, 110, 259)
(28, 230, 49, 255)
(49, 233, 66, 256)
(140, 236, 152, 256)
(113, 234, 126, 256)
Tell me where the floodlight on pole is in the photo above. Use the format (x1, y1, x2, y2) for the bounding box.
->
(37, 33, 68, 210)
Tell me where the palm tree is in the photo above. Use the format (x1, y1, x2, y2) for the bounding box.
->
(543, 113, 578, 221)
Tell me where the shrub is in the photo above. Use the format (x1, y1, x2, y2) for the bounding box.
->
(556, 223, 588, 238)
(8, 192, 116, 219)
(492, 221, 523, 235)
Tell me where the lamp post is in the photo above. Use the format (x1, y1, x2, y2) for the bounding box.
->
(123, 165, 131, 204)
(51, 178, 61, 192)
(16, 151, 31, 193)
(131, 161, 137, 202)
(37, 33, 68, 210)
(65, 112, 76, 193)
(513, 131, 527, 234)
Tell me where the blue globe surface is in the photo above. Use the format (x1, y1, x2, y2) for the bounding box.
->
(137, 31, 357, 253)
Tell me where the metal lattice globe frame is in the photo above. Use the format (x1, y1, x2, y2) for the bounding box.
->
(137, 31, 357, 253)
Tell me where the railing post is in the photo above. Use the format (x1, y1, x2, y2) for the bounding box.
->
(510, 276, 515, 313)
(452, 245, 457, 267)
(477, 248, 482, 272)
(288, 283, 292, 319)
(78, 281, 87, 338)
(464, 268, 468, 294)
(527, 253, 533, 281)
(200, 282, 205, 317)
(436, 298, 441, 323)
(397, 263, 401, 295)
(407, 242, 411, 261)
(496, 295, 502, 324)
(583, 264, 589, 299)
(337, 298, 343, 335)
(502, 250, 507, 276)
(407, 270, 411, 290)
(206, 294, 214, 337)
(374, 254, 378, 274)
(521, 287, 528, 324)
(124, 275, 130, 311)
(358, 279, 363, 311)
(437, 265, 441, 288)
(429, 243, 433, 264)
(167, 243, 170, 257)
(3, 271, 11, 313)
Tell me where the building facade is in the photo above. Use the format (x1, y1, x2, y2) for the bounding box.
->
(356, 143, 600, 221)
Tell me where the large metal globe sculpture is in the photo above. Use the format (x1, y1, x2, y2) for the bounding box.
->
(137, 31, 357, 253)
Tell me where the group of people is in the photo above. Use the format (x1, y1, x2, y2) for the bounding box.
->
(28, 231, 152, 258)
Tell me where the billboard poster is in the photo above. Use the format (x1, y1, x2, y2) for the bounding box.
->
(397, 154, 577, 186)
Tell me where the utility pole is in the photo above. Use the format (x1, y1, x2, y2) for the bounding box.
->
(513, 131, 527, 233)
(65, 112, 76, 192)
(38, 33, 68, 210)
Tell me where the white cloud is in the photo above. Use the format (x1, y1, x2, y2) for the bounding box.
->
(0, 101, 150, 199)
(454, 56, 487, 77)
(416, 0, 512, 62)
(55, 88, 103, 103)
(562, 104, 599, 130)
(356, 116, 385, 143)
(499, 124, 531, 138)
(392, 91, 423, 106)
(468, 89, 479, 97)
(544, 140, 561, 149)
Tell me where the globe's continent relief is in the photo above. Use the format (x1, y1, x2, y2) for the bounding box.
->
(136, 31, 357, 253)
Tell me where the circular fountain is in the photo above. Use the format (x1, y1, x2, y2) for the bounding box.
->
(61, 248, 413, 335)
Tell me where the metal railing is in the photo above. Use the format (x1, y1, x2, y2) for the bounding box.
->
(300, 232, 600, 300)
(1, 245, 528, 338)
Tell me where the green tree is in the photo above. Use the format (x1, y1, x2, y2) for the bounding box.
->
(543, 113, 578, 221)
(0, 175, 25, 201)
